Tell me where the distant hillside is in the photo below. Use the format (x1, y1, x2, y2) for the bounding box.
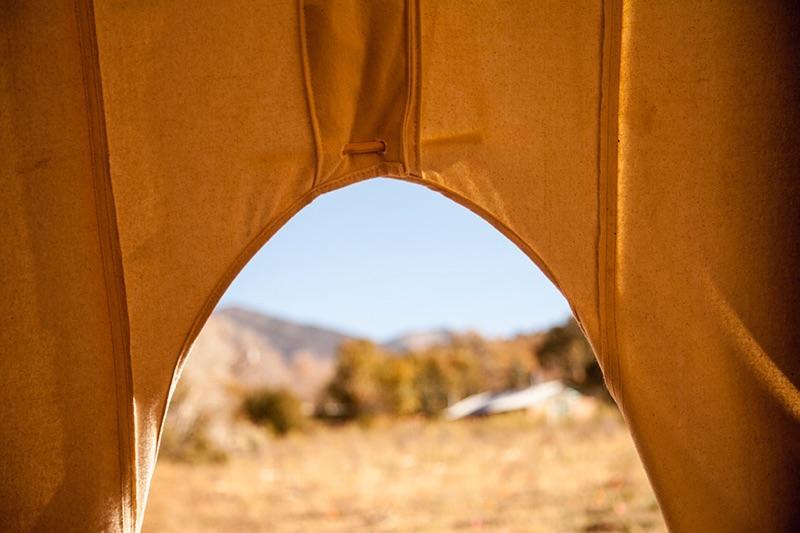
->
(179, 307, 355, 403)
(163, 308, 603, 458)
(382, 329, 456, 353)
(218, 306, 354, 361)
(164, 307, 357, 455)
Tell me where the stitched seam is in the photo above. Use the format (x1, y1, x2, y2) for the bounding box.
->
(595, 1, 605, 362)
(402, 0, 413, 170)
(597, 0, 623, 408)
(404, 174, 566, 293)
(74, 1, 136, 530)
(401, 0, 421, 174)
(297, 0, 323, 187)
(412, 0, 422, 171)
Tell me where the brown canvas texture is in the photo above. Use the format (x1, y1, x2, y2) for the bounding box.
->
(1, 1, 798, 531)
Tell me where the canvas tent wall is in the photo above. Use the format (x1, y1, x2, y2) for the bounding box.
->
(1, 1, 798, 531)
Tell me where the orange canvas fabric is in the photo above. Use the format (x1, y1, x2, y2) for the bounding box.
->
(1, 1, 798, 531)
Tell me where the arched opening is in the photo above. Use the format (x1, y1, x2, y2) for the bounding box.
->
(147, 178, 664, 531)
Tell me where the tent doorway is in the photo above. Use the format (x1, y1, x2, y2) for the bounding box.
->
(146, 178, 663, 531)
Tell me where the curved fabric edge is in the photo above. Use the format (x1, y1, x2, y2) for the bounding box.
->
(596, 0, 623, 409)
(150, 169, 601, 515)
(74, 0, 136, 530)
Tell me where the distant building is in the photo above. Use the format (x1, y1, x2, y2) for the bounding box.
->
(445, 381, 597, 421)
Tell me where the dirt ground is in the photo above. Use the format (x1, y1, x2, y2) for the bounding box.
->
(145, 411, 666, 532)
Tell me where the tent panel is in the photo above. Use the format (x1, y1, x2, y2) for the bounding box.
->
(93, 1, 317, 515)
(617, 1, 800, 530)
(419, 0, 604, 349)
(301, 0, 410, 186)
(1, 3, 126, 530)
(2, 1, 798, 531)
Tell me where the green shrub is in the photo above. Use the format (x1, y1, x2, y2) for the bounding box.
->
(413, 356, 450, 417)
(377, 357, 419, 416)
(317, 339, 385, 422)
(242, 387, 307, 436)
(316, 320, 610, 423)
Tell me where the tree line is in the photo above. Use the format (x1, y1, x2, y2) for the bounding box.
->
(244, 317, 609, 434)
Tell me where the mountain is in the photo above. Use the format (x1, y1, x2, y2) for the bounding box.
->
(164, 307, 355, 455)
(179, 307, 354, 401)
(218, 306, 354, 361)
(176, 306, 464, 409)
(162, 307, 601, 458)
(381, 328, 456, 353)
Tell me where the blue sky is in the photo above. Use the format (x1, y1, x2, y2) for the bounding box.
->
(219, 178, 570, 341)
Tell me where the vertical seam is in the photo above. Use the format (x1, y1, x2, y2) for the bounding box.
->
(297, 0, 323, 187)
(401, 0, 421, 175)
(413, 0, 422, 173)
(594, 0, 605, 383)
(597, 0, 623, 408)
(74, 1, 136, 530)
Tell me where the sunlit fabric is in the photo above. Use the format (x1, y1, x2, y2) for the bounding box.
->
(1, 1, 799, 531)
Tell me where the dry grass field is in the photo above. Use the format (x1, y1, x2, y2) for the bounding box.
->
(145, 410, 666, 532)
